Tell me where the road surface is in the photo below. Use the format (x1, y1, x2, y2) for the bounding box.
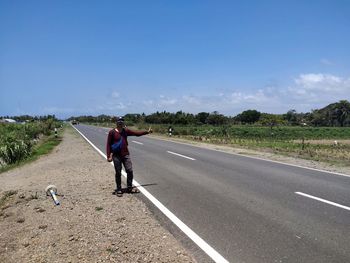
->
(73, 124, 350, 263)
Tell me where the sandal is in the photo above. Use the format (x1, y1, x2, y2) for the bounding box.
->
(127, 187, 140, 194)
(113, 189, 123, 197)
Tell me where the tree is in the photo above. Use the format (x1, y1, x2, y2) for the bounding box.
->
(309, 100, 350, 127)
(284, 109, 297, 125)
(206, 111, 228, 126)
(259, 113, 285, 130)
(334, 100, 350, 127)
(124, 113, 143, 124)
(236, 110, 261, 124)
(195, 112, 209, 124)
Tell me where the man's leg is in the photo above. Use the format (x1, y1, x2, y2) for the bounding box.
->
(123, 155, 134, 189)
(112, 155, 122, 192)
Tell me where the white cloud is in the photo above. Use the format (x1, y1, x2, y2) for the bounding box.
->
(83, 73, 350, 116)
(143, 100, 154, 106)
(291, 73, 350, 102)
(159, 95, 177, 106)
(142, 73, 349, 115)
(282, 73, 350, 110)
(223, 89, 277, 108)
(42, 107, 76, 114)
(182, 95, 201, 105)
(139, 88, 284, 115)
(100, 102, 126, 111)
(294, 73, 343, 91)
(111, 91, 120, 99)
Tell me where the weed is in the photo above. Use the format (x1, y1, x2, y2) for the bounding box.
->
(0, 190, 18, 209)
(106, 246, 118, 253)
(28, 192, 39, 200)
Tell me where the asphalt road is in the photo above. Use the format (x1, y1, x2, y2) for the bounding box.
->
(73, 124, 350, 263)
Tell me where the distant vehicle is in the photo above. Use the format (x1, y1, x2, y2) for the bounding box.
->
(71, 120, 78, 125)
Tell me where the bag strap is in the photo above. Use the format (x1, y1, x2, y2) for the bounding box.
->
(112, 128, 126, 142)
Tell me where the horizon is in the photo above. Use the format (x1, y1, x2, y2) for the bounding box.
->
(1, 1, 350, 119)
(1, 99, 347, 121)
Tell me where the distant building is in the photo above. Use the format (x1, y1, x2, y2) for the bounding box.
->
(0, 118, 17, 123)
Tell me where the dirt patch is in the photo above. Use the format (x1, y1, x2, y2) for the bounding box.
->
(0, 127, 196, 263)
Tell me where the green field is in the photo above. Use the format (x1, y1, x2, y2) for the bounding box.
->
(138, 124, 350, 139)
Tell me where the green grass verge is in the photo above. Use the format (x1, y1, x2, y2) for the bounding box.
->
(0, 128, 64, 174)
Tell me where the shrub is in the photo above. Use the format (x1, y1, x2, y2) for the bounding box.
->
(0, 136, 32, 164)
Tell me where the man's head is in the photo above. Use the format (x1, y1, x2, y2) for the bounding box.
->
(116, 116, 125, 128)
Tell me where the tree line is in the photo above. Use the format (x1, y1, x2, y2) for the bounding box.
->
(67, 100, 350, 127)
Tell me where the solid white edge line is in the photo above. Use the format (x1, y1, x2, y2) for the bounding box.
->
(167, 151, 196, 160)
(295, 192, 350, 211)
(132, 140, 144, 145)
(145, 136, 350, 178)
(72, 125, 107, 157)
(71, 125, 229, 263)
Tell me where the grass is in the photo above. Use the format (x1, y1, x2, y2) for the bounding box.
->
(0, 190, 18, 209)
(95, 206, 103, 211)
(0, 128, 64, 174)
(29, 192, 39, 200)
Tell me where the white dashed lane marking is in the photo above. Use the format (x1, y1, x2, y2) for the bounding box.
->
(295, 192, 350, 211)
(167, 151, 196, 161)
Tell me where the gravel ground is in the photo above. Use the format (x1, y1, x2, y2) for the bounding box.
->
(1, 127, 349, 263)
(0, 127, 196, 263)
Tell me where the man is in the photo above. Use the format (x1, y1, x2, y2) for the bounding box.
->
(106, 116, 152, 197)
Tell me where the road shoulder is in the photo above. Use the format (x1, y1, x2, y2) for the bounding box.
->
(0, 127, 196, 263)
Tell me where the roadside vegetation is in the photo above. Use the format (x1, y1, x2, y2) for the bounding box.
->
(0, 116, 63, 173)
(69, 100, 350, 166)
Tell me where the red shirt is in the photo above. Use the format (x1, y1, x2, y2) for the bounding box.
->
(106, 127, 148, 157)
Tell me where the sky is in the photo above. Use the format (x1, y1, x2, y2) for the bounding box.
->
(1, 0, 350, 119)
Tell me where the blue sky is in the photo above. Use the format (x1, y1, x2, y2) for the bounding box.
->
(1, 0, 349, 119)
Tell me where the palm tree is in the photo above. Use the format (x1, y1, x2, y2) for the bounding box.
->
(335, 100, 350, 127)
